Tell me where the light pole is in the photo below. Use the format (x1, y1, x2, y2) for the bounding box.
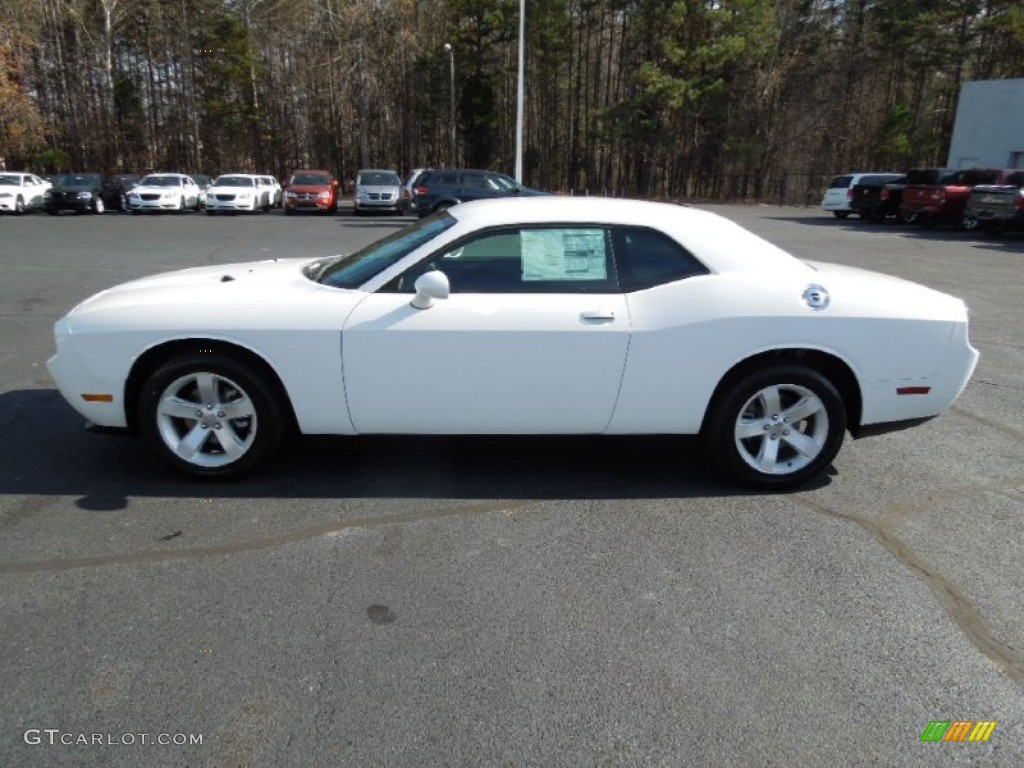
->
(515, 0, 524, 182)
(443, 43, 456, 165)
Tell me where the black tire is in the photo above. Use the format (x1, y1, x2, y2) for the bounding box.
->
(961, 213, 980, 233)
(46, 207, 58, 216)
(897, 210, 918, 225)
(284, 207, 294, 215)
(832, 211, 850, 219)
(206, 209, 216, 216)
(706, 365, 846, 490)
(137, 353, 285, 478)
(120, 193, 128, 211)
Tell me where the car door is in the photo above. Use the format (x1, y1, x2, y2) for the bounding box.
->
(342, 226, 631, 434)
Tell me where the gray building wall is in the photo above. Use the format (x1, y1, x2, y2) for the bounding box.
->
(946, 78, 1024, 169)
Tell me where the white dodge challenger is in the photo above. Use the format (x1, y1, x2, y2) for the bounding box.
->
(47, 197, 978, 489)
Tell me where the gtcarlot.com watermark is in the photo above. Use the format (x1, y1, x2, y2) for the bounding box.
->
(24, 729, 203, 747)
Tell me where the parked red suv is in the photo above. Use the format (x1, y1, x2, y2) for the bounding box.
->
(283, 170, 339, 214)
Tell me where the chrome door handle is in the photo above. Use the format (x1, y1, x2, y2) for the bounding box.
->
(580, 310, 617, 322)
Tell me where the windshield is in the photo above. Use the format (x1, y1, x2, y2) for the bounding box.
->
(316, 213, 457, 288)
(488, 173, 519, 191)
(140, 175, 181, 187)
(214, 176, 254, 187)
(59, 174, 101, 187)
(358, 172, 400, 186)
(291, 172, 330, 185)
(0, 174, 22, 185)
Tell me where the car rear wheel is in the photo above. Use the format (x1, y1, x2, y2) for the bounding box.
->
(93, 196, 105, 214)
(138, 353, 284, 478)
(706, 366, 846, 490)
(961, 212, 980, 233)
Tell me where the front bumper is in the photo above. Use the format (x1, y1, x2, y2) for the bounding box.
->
(207, 199, 257, 212)
(130, 198, 183, 211)
(47, 199, 95, 213)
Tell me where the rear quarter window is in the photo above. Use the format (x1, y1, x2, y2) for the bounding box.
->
(827, 176, 853, 189)
(615, 228, 709, 292)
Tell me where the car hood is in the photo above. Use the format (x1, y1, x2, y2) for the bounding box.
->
(210, 185, 257, 194)
(64, 258, 349, 330)
(132, 185, 182, 194)
(358, 185, 400, 193)
(288, 184, 331, 194)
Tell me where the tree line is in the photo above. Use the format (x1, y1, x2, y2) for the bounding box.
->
(2, 0, 1023, 203)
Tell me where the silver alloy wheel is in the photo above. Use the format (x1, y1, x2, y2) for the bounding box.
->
(94, 196, 105, 213)
(733, 383, 829, 475)
(15, 196, 25, 214)
(155, 371, 258, 468)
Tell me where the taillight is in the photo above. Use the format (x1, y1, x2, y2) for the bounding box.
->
(414, 186, 429, 196)
(880, 188, 890, 201)
(846, 188, 853, 199)
(1017, 191, 1024, 212)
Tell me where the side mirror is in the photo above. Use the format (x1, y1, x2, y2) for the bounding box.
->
(410, 270, 450, 310)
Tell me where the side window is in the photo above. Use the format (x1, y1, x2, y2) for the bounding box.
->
(385, 227, 617, 294)
(437, 172, 458, 185)
(461, 173, 487, 189)
(615, 227, 709, 292)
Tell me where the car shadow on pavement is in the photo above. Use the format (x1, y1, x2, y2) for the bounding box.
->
(767, 214, 1024, 251)
(0, 389, 834, 504)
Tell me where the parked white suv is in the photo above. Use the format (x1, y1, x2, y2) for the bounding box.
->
(821, 172, 895, 218)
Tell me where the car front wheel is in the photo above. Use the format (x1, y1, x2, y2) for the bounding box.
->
(832, 211, 849, 219)
(706, 366, 846, 490)
(93, 196, 105, 214)
(138, 354, 284, 478)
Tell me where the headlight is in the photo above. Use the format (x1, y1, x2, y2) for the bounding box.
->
(77, 191, 93, 199)
(285, 191, 297, 198)
(237, 192, 252, 199)
(318, 191, 330, 199)
(162, 191, 178, 199)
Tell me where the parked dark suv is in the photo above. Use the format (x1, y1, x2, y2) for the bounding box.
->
(849, 174, 906, 221)
(410, 169, 545, 217)
(963, 171, 1024, 235)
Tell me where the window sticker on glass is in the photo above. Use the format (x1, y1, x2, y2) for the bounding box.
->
(521, 229, 606, 281)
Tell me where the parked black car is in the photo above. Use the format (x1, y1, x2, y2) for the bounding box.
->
(410, 169, 546, 217)
(962, 171, 1024, 234)
(45, 173, 122, 215)
(849, 174, 906, 220)
(110, 174, 141, 210)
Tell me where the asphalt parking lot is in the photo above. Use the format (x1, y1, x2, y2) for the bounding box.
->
(1, 202, 1022, 767)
